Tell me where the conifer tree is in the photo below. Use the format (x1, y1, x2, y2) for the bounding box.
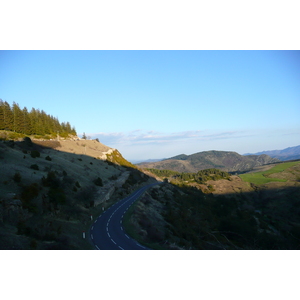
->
(0, 100, 5, 130)
(3, 101, 14, 131)
(12, 102, 23, 132)
(0, 101, 77, 137)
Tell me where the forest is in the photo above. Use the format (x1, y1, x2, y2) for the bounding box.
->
(147, 168, 231, 184)
(0, 100, 76, 138)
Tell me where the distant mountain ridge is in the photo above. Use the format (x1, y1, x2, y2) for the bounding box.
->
(138, 150, 280, 173)
(132, 158, 165, 164)
(244, 145, 300, 161)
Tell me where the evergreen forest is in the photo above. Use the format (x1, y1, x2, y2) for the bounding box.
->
(0, 100, 76, 138)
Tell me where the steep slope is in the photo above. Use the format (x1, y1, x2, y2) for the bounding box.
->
(0, 137, 152, 249)
(138, 150, 280, 173)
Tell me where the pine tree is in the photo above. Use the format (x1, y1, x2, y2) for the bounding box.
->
(0, 101, 77, 137)
(3, 101, 14, 131)
(22, 106, 33, 134)
(0, 100, 5, 130)
(12, 102, 23, 132)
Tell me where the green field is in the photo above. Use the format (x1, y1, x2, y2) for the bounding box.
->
(239, 161, 300, 185)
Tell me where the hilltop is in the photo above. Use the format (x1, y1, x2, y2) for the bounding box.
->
(137, 150, 280, 173)
(244, 145, 300, 161)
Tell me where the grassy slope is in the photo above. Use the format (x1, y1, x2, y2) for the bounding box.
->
(239, 161, 300, 185)
(0, 137, 149, 249)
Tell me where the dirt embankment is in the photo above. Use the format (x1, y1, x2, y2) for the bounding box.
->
(34, 139, 112, 159)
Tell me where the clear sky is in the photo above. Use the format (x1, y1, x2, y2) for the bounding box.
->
(1, 50, 299, 161)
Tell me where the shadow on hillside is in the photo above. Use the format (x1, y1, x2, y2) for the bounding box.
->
(148, 181, 300, 250)
(0, 138, 157, 250)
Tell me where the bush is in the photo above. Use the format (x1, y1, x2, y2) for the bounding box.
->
(30, 150, 40, 158)
(13, 172, 22, 183)
(48, 187, 66, 205)
(21, 183, 39, 213)
(30, 164, 39, 170)
(93, 177, 103, 186)
(23, 137, 33, 147)
(45, 155, 52, 161)
(41, 171, 60, 187)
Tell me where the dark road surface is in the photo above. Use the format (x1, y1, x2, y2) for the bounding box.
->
(90, 183, 160, 250)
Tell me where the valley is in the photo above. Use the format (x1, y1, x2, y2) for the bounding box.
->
(1, 130, 300, 250)
(127, 160, 300, 250)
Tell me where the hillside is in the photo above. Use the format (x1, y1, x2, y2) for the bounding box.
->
(138, 150, 280, 173)
(0, 136, 154, 249)
(245, 145, 300, 161)
(124, 161, 300, 250)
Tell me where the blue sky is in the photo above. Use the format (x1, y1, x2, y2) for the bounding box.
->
(1, 50, 299, 161)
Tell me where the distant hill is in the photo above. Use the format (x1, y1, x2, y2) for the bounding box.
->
(138, 150, 280, 173)
(244, 145, 300, 161)
(133, 158, 165, 164)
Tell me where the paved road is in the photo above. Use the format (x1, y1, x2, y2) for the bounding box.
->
(90, 183, 160, 250)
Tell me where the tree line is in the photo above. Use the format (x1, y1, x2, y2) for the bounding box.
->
(0, 100, 76, 137)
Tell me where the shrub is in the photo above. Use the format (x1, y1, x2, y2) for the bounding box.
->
(21, 183, 39, 201)
(30, 164, 39, 170)
(23, 137, 33, 147)
(41, 171, 60, 187)
(20, 183, 39, 213)
(13, 172, 22, 183)
(48, 187, 66, 205)
(45, 155, 52, 161)
(93, 177, 103, 186)
(30, 150, 40, 158)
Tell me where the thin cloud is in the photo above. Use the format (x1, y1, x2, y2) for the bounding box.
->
(91, 130, 252, 147)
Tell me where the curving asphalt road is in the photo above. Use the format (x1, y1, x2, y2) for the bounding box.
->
(90, 182, 160, 250)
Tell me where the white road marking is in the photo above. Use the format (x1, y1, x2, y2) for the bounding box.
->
(91, 234, 93, 239)
(95, 245, 100, 250)
(111, 239, 116, 244)
(125, 234, 129, 239)
(118, 246, 124, 250)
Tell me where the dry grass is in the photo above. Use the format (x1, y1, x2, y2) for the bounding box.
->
(0, 138, 129, 249)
